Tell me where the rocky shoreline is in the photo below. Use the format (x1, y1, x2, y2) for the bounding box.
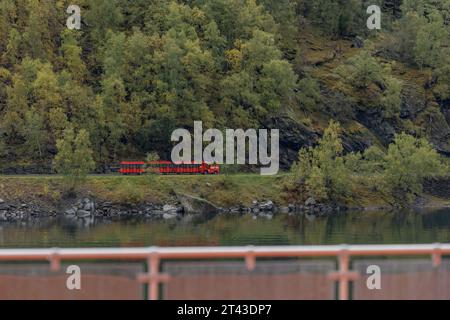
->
(0, 192, 449, 224)
(0, 196, 349, 223)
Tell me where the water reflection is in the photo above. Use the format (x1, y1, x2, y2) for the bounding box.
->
(0, 209, 450, 248)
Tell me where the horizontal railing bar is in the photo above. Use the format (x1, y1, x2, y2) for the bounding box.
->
(0, 244, 448, 261)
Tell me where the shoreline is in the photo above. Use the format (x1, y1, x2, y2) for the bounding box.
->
(1, 197, 450, 225)
(0, 175, 449, 223)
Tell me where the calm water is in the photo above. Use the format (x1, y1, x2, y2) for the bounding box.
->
(1, 209, 450, 248)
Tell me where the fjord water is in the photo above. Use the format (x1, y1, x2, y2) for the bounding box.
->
(1, 209, 450, 248)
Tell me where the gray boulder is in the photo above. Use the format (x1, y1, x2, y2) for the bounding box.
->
(163, 204, 182, 213)
(305, 197, 316, 207)
(84, 201, 94, 212)
(65, 208, 77, 216)
(352, 36, 364, 48)
(259, 200, 274, 211)
(76, 210, 91, 218)
(176, 193, 219, 215)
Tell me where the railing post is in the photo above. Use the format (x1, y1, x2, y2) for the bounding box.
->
(329, 245, 359, 300)
(432, 243, 442, 267)
(148, 254, 160, 301)
(137, 248, 170, 300)
(245, 245, 256, 271)
(48, 248, 61, 272)
(338, 252, 350, 301)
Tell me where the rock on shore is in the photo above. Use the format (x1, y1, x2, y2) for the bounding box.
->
(175, 193, 219, 215)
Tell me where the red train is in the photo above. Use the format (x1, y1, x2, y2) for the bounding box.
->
(119, 161, 220, 175)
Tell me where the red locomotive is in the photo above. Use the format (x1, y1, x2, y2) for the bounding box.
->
(119, 161, 220, 175)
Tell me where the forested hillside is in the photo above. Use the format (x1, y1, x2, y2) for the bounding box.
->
(0, 0, 449, 172)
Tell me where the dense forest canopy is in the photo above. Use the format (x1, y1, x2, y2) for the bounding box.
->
(0, 0, 448, 171)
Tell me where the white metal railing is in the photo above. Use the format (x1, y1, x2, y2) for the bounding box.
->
(0, 244, 449, 300)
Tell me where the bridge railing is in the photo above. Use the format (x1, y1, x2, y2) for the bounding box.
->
(0, 244, 449, 300)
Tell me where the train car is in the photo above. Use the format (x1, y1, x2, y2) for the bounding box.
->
(119, 161, 220, 175)
(119, 161, 146, 175)
(147, 161, 220, 175)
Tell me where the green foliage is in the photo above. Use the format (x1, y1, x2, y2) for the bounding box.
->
(145, 152, 160, 163)
(433, 58, 450, 100)
(193, 0, 277, 44)
(380, 75, 403, 118)
(53, 127, 95, 192)
(339, 51, 384, 89)
(113, 179, 146, 204)
(361, 145, 385, 172)
(0, 0, 448, 185)
(382, 133, 445, 204)
(23, 107, 46, 158)
(299, 0, 383, 36)
(221, 30, 297, 123)
(344, 152, 363, 172)
(297, 77, 322, 112)
(85, 0, 123, 44)
(61, 30, 87, 83)
(336, 51, 403, 118)
(413, 12, 448, 69)
(388, 1, 449, 69)
(217, 175, 238, 190)
(389, 12, 426, 63)
(2, 28, 21, 67)
(291, 128, 447, 206)
(292, 121, 350, 202)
